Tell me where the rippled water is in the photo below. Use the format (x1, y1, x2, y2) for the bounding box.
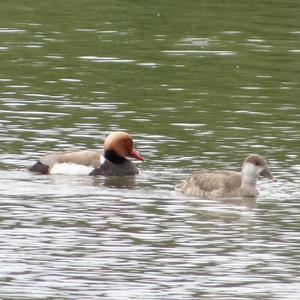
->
(1, 0, 300, 299)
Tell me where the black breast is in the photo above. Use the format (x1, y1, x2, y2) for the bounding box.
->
(89, 159, 139, 176)
(28, 161, 49, 174)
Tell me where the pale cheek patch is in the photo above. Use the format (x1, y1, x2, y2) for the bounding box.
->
(243, 163, 257, 175)
(50, 163, 94, 175)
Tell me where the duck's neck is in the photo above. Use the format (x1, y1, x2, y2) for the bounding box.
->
(104, 149, 127, 164)
(240, 164, 259, 196)
(241, 173, 257, 187)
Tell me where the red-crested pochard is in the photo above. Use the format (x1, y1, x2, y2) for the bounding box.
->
(28, 131, 144, 176)
(176, 154, 276, 198)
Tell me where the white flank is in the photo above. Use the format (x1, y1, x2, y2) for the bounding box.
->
(100, 155, 105, 165)
(50, 163, 94, 175)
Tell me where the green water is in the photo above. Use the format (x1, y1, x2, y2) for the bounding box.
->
(0, 1, 299, 299)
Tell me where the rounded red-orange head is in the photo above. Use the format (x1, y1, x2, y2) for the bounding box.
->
(104, 131, 144, 161)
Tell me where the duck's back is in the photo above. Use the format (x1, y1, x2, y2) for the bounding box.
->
(41, 150, 102, 168)
(177, 170, 242, 198)
(29, 150, 102, 174)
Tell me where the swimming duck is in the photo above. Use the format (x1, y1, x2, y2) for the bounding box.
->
(176, 154, 276, 198)
(28, 131, 144, 176)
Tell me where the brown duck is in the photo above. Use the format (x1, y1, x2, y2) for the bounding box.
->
(176, 154, 276, 198)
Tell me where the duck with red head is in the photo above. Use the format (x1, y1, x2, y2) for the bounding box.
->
(28, 131, 144, 176)
(102, 131, 144, 164)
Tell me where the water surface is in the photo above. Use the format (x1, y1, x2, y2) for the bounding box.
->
(0, 0, 299, 299)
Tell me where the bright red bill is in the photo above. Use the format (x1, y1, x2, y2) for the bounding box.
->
(130, 149, 144, 161)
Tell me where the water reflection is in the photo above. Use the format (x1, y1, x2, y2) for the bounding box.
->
(80, 56, 135, 63)
(0, 160, 300, 300)
(1, 169, 299, 299)
(162, 50, 236, 56)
